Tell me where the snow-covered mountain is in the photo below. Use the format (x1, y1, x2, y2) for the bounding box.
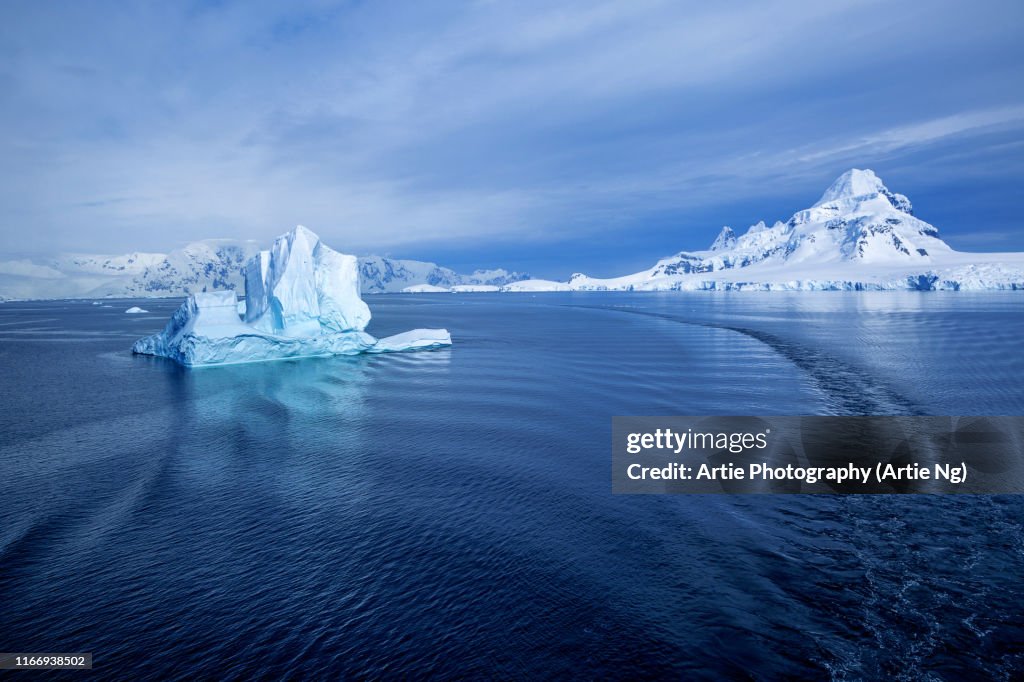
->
(0, 238, 528, 300)
(508, 169, 1022, 292)
(3, 169, 1020, 299)
(53, 251, 167, 276)
(0, 240, 261, 300)
(358, 256, 527, 293)
(90, 240, 261, 297)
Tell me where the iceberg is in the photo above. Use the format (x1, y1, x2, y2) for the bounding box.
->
(402, 283, 451, 293)
(125, 306, 149, 314)
(132, 226, 452, 367)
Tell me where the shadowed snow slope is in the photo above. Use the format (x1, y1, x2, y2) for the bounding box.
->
(132, 227, 451, 366)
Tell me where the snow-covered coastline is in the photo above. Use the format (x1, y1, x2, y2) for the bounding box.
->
(480, 169, 1023, 293)
(0, 246, 527, 301)
(4, 170, 1023, 300)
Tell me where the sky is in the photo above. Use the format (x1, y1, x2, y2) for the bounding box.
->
(1, 0, 1022, 279)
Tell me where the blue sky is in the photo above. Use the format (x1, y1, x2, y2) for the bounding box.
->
(1, 0, 1022, 278)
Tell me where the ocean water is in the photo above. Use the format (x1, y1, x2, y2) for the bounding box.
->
(1, 292, 1023, 679)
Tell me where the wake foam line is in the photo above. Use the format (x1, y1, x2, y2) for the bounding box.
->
(563, 305, 921, 416)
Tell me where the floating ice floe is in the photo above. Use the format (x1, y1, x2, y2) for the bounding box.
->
(125, 306, 149, 314)
(402, 283, 450, 293)
(133, 226, 452, 366)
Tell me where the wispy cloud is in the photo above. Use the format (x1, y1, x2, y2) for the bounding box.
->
(946, 230, 1020, 248)
(0, 0, 1022, 272)
(794, 106, 1024, 164)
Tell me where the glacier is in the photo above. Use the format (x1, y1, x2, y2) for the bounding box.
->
(132, 227, 452, 367)
(507, 169, 1024, 292)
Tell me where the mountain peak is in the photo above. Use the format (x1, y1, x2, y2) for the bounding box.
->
(815, 169, 886, 205)
(709, 226, 737, 251)
(289, 224, 320, 244)
(814, 168, 913, 215)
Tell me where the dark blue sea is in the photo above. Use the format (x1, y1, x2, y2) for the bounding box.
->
(1, 292, 1023, 680)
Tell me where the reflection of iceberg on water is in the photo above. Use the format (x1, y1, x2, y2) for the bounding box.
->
(133, 226, 452, 367)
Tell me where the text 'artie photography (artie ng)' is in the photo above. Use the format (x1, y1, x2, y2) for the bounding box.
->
(613, 416, 1024, 494)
